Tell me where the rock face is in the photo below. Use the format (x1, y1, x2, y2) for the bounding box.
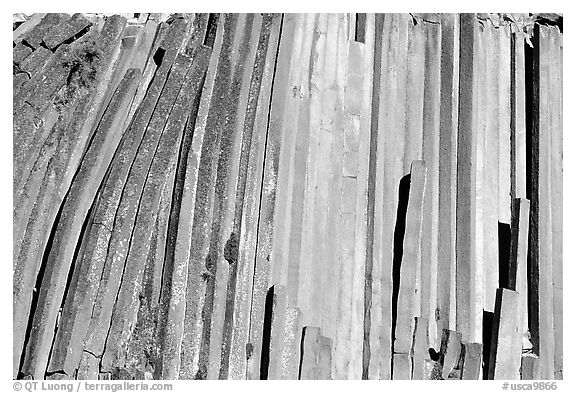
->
(13, 13, 562, 380)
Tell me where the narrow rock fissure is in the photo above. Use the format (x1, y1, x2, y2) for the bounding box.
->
(259, 286, 274, 379)
(391, 175, 411, 352)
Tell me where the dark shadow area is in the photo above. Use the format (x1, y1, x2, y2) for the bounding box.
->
(298, 327, 307, 380)
(534, 14, 563, 34)
(355, 13, 366, 43)
(203, 13, 219, 49)
(429, 347, 440, 361)
(508, 200, 521, 290)
(482, 310, 494, 380)
(487, 290, 504, 379)
(510, 32, 517, 200)
(13, 21, 25, 31)
(458, 343, 466, 375)
(391, 174, 411, 349)
(45, 370, 68, 378)
(525, 24, 540, 356)
(153, 47, 165, 67)
(20, 39, 36, 51)
(59, 25, 92, 49)
(260, 286, 275, 380)
(498, 222, 511, 289)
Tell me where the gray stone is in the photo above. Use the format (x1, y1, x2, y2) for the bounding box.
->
(462, 342, 483, 380)
(43, 13, 93, 50)
(299, 326, 321, 379)
(13, 42, 33, 64)
(22, 13, 69, 49)
(19, 47, 53, 78)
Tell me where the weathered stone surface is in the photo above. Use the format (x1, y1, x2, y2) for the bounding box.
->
(176, 13, 237, 380)
(498, 25, 512, 225)
(50, 20, 188, 379)
(125, 21, 168, 127)
(317, 336, 333, 379)
(22, 69, 140, 380)
(14, 15, 126, 193)
(437, 13, 459, 341)
(322, 15, 347, 371)
(286, 12, 314, 318)
(521, 354, 540, 380)
(11, 12, 563, 381)
(19, 47, 53, 78)
(76, 351, 99, 380)
(46, 372, 71, 380)
(412, 317, 429, 379)
(405, 23, 426, 323)
(392, 353, 412, 380)
(156, 21, 223, 381)
(207, 13, 261, 381)
(101, 47, 209, 374)
(13, 45, 71, 175)
(510, 198, 531, 369)
(82, 52, 192, 360)
(462, 342, 483, 380)
(295, 10, 327, 349)
(21, 13, 69, 48)
(421, 20, 441, 351)
(456, 13, 482, 343)
(376, 14, 411, 380)
(548, 26, 563, 381)
(483, 24, 500, 313)
(281, 307, 303, 379)
(402, 22, 425, 176)
(13, 13, 46, 42)
(154, 41, 213, 378)
(13, 42, 33, 65)
(13, 73, 29, 95)
(512, 29, 526, 199)
(268, 13, 306, 292)
(488, 288, 520, 380)
(440, 329, 462, 379)
(335, 31, 364, 381)
(43, 13, 93, 50)
(349, 28, 373, 379)
(263, 9, 306, 372)
(13, 16, 128, 377)
(299, 326, 321, 379)
(366, 13, 386, 380)
(265, 285, 285, 379)
(232, 13, 281, 380)
(533, 25, 555, 380)
(472, 19, 488, 336)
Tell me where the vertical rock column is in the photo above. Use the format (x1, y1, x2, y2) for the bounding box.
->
(392, 161, 427, 379)
(266, 13, 309, 380)
(437, 12, 459, 342)
(228, 13, 281, 380)
(456, 13, 482, 344)
(420, 18, 441, 353)
(548, 26, 563, 380)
